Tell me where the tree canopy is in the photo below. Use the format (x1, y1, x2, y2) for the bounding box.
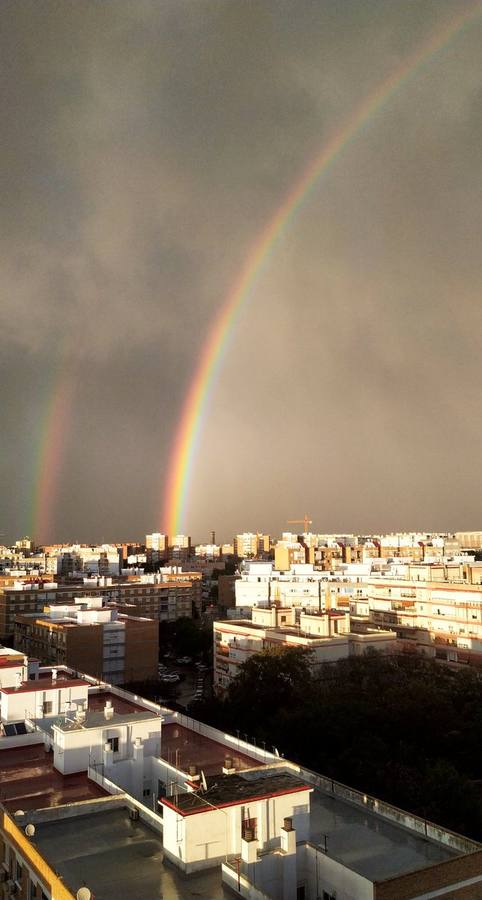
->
(200, 650, 482, 840)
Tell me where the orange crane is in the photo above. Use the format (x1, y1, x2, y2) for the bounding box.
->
(287, 515, 312, 533)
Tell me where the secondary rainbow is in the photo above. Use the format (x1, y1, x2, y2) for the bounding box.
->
(31, 340, 76, 544)
(161, 2, 481, 537)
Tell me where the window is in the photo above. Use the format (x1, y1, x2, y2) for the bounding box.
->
(143, 788, 151, 797)
(323, 892, 335, 900)
(43, 700, 53, 715)
(107, 737, 119, 753)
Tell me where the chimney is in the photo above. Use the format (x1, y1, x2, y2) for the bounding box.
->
(222, 756, 236, 775)
(14, 672, 22, 690)
(75, 703, 86, 725)
(280, 818, 297, 900)
(104, 700, 114, 720)
(188, 764, 201, 785)
(51, 668, 57, 682)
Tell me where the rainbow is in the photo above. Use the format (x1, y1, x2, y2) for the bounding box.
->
(162, 3, 481, 537)
(32, 357, 75, 544)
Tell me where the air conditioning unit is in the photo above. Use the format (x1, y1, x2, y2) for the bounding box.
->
(129, 808, 139, 821)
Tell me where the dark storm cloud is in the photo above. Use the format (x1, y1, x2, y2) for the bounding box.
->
(1, 0, 481, 542)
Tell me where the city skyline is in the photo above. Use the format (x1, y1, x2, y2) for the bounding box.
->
(2, 1, 481, 543)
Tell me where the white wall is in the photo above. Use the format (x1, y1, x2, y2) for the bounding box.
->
(53, 715, 161, 774)
(2, 682, 88, 723)
(161, 788, 311, 874)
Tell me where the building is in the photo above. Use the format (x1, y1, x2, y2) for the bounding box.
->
(214, 605, 395, 693)
(14, 597, 158, 684)
(1, 647, 482, 898)
(356, 572, 482, 667)
(233, 533, 270, 559)
(0, 572, 200, 644)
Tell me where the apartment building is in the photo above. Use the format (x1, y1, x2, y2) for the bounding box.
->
(1, 650, 481, 898)
(234, 561, 369, 614)
(233, 532, 270, 558)
(44, 544, 122, 577)
(0, 574, 199, 643)
(14, 598, 158, 684)
(214, 605, 395, 692)
(356, 572, 482, 666)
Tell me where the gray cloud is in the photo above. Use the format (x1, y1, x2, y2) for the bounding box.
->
(1, 0, 481, 542)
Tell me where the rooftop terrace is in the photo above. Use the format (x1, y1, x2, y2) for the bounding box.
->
(0, 744, 107, 812)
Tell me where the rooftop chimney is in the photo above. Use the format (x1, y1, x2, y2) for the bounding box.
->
(222, 756, 236, 775)
(104, 700, 114, 720)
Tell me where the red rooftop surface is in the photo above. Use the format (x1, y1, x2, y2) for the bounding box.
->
(0, 658, 24, 669)
(0, 744, 107, 812)
(161, 723, 261, 776)
(87, 691, 148, 715)
(1, 678, 89, 694)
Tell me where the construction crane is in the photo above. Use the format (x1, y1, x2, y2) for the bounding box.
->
(287, 515, 312, 533)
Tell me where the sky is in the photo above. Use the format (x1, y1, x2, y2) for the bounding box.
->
(1, 0, 481, 545)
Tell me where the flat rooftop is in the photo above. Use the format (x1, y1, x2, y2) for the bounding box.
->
(164, 769, 310, 815)
(0, 744, 107, 812)
(87, 690, 148, 715)
(33, 806, 226, 900)
(310, 787, 459, 882)
(161, 722, 260, 775)
(54, 707, 160, 732)
(1, 677, 88, 694)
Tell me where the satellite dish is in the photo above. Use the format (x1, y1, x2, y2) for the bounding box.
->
(25, 824, 35, 837)
(76, 889, 92, 900)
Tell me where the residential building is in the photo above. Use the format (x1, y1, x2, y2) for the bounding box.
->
(213, 605, 395, 692)
(233, 533, 270, 558)
(357, 573, 482, 667)
(14, 597, 158, 684)
(0, 572, 200, 643)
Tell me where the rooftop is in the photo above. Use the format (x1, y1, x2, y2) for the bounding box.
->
(1, 678, 89, 694)
(54, 708, 160, 733)
(163, 769, 310, 815)
(309, 788, 459, 882)
(161, 722, 260, 776)
(87, 690, 148, 715)
(32, 806, 225, 900)
(0, 744, 107, 812)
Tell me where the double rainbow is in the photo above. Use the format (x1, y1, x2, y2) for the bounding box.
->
(161, 3, 481, 537)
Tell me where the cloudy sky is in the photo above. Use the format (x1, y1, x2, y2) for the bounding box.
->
(1, 0, 481, 544)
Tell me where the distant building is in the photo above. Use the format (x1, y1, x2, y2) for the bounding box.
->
(233, 533, 270, 558)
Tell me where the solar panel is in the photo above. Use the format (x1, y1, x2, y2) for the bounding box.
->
(15, 723, 27, 735)
(3, 724, 15, 736)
